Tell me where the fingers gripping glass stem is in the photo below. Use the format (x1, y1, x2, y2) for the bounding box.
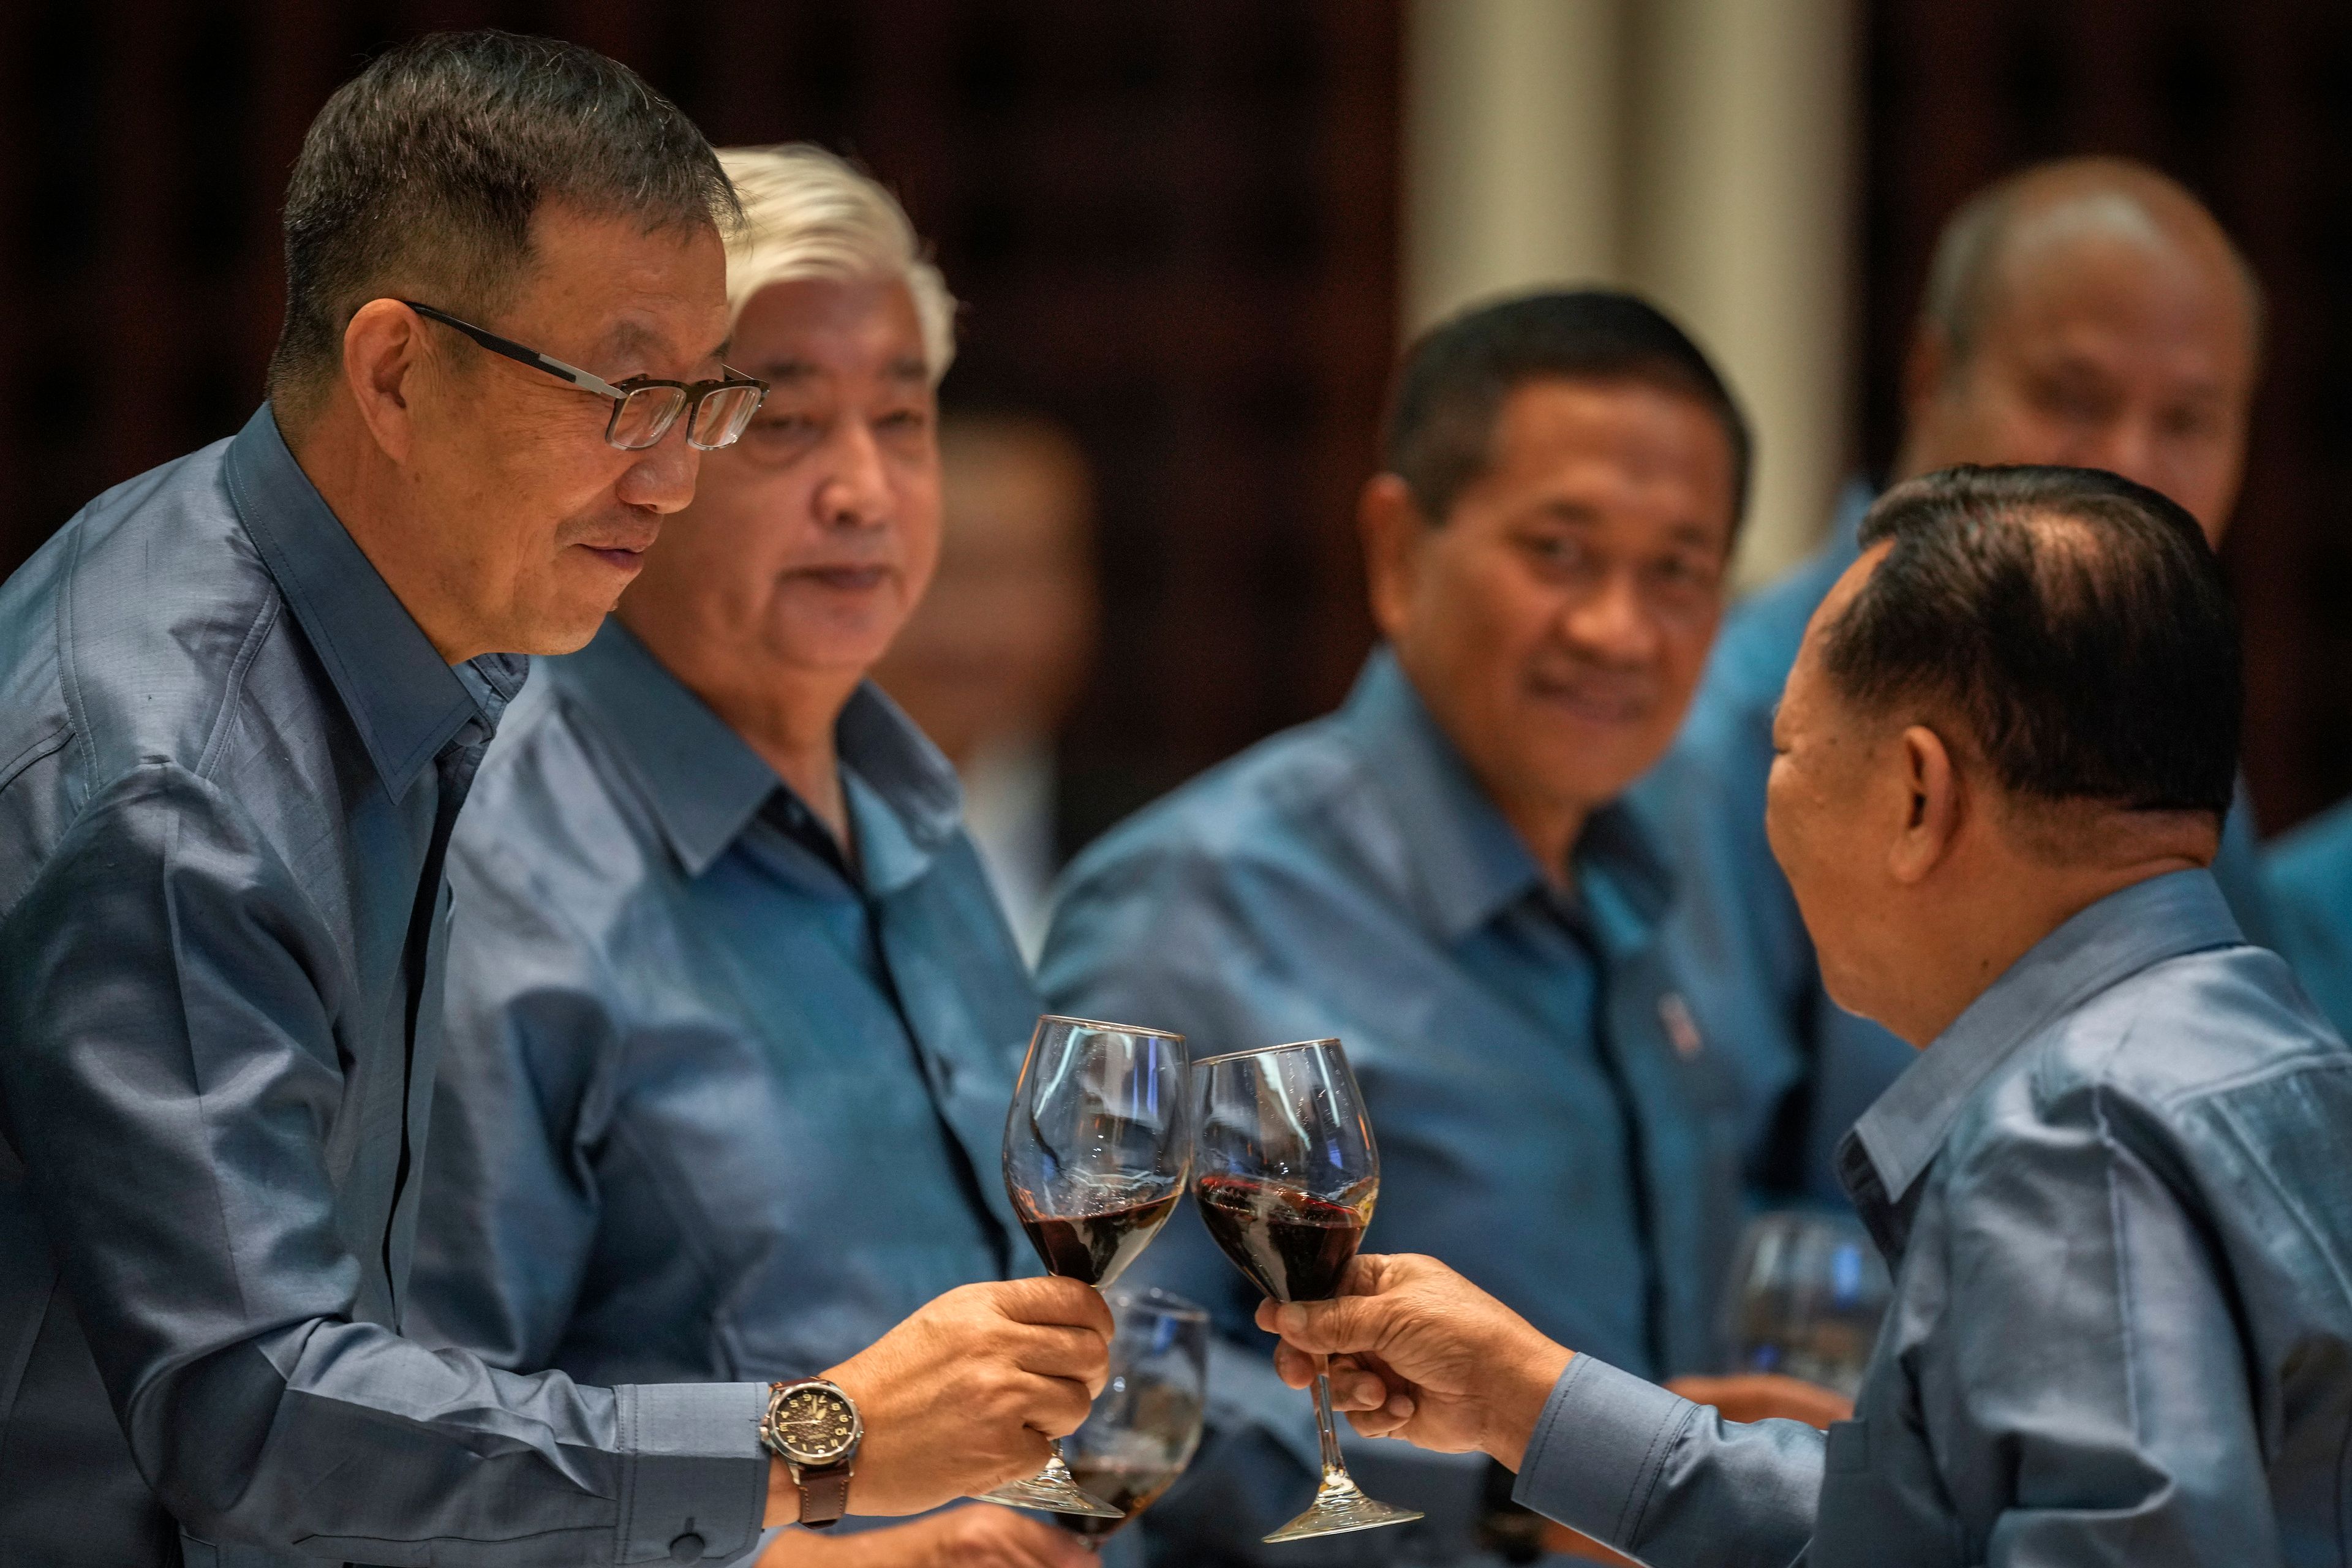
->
(1191, 1038, 1423, 1542)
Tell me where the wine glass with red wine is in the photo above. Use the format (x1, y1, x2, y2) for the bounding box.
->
(986, 1015, 1191, 1518)
(1191, 1036, 1423, 1543)
(1049, 1288, 1210, 1551)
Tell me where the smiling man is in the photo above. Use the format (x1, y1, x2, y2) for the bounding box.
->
(409, 146, 1100, 1568)
(1041, 292, 1812, 1566)
(0, 45, 1107, 1567)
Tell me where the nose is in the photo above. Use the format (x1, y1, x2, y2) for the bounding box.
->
(1561, 568, 1663, 666)
(2070, 418, 2164, 499)
(613, 423, 704, 515)
(813, 418, 892, 529)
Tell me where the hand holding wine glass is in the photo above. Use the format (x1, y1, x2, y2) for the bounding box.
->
(1191, 1036, 1423, 1542)
(987, 1016, 1190, 1518)
(796, 1276, 1114, 1520)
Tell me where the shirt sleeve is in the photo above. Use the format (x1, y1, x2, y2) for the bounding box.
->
(1513, 1355, 1822, 1568)
(407, 832, 614, 1376)
(0, 763, 768, 1564)
(1921, 1079, 2280, 1568)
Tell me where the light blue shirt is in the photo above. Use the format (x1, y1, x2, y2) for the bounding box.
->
(0, 409, 765, 1567)
(1515, 870, 2352, 1566)
(411, 619, 1038, 1376)
(408, 620, 1072, 1554)
(2265, 796, 2352, 1038)
(1041, 648, 1765, 1563)
(1634, 486, 2277, 1201)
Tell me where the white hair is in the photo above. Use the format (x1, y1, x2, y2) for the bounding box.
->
(715, 144, 957, 384)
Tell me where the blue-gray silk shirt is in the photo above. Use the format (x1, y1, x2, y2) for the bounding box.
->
(2265, 796, 2352, 1041)
(1634, 488, 2277, 1202)
(407, 620, 1035, 1397)
(0, 410, 767, 1567)
(1041, 649, 1758, 1561)
(1514, 870, 2352, 1567)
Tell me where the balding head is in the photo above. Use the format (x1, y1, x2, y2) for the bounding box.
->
(1897, 158, 2261, 542)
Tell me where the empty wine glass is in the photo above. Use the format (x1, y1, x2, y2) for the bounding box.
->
(1049, 1288, 1210, 1551)
(1191, 1037, 1422, 1543)
(1720, 1209, 1892, 1397)
(987, 1015, 1191, 1518)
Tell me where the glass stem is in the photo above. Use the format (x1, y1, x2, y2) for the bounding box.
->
(1311, 1355, 1352, 1488)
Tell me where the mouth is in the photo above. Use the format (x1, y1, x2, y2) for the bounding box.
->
(581, 545, 649, 575)
(1528, 673, 1654, 726)
(791, 565, 892, 594)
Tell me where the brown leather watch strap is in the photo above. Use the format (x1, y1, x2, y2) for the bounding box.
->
(796, 1461, 851, 1529)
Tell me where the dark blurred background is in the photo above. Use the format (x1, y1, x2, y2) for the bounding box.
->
(2, 0, 2346, 845)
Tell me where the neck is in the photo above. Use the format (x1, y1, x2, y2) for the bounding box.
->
(616, 598, 859, 844)
(283, 398, 474, 663)
(1891, 853, 2208, 1047)
(1496, 794, 1590, 891)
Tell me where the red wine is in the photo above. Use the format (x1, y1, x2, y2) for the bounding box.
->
(1194, 1174, 1370, 1303)
(1014, 1189, 1181, 1287)
(1049, 1461, 1183, 1541)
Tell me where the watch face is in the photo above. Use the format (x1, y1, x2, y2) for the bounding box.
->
(771, 1384, 858, 1464)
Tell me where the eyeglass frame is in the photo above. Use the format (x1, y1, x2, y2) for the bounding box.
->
(401, 300, 769, 451)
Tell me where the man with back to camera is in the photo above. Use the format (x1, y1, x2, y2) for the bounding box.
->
(0, 34, 1110, 1566)
(1261, 466, 2352, 1566)
(1640, 156, 2275, 1203)
(1041, 292, 1839, 1566)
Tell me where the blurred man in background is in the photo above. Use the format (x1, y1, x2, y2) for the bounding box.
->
(2266, 801, 2352, 1040)
(0, 39, 1108, 1567)
(1043, 292, 1830, 1567)
(1264, 467, 2352, 1567)
(875, 412, 1099, 963)
(1639, 155, 2271, 1204)
(411, 146, 1099, 1568)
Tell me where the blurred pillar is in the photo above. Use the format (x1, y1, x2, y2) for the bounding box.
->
(1403, 0, 1626, 320)
(1402, 0, 1858, 587)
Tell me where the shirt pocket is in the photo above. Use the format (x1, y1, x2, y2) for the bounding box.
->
(1825, 1417, 1871, 1473)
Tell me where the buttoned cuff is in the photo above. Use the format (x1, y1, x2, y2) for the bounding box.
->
(615, 1381, 770, 1564)
(1511, 1354, 1698, 1551)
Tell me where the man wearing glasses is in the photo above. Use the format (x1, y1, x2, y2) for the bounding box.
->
(0, 34, 1109, 1566)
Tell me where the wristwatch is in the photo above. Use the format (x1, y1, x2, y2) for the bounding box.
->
(760, 1379, 862, 1528)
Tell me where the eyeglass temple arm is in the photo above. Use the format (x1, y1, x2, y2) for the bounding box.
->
(400, 301, 628, 401)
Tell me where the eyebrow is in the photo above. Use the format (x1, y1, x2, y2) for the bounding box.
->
(745, 355, 932, 386)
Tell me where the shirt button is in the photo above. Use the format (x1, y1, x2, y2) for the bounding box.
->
(669, 1533, 704, 1561)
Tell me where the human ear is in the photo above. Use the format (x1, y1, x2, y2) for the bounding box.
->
(1888, 723, 1962, 884)
(1359, 473, 1427, 643)
(339, 298, 425, 465)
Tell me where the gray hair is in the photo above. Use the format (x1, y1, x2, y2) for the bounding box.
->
(269, 30, 737, 412)
(716, 145, 958, 385)
(1917, 157, 2264, 372)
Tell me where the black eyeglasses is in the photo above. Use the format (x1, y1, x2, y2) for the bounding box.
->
(402, 301, 769, 452)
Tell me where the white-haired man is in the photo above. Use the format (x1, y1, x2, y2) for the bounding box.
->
(410, 146, 1101, 1568)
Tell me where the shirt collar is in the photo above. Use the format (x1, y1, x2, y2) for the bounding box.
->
(1337, 646, 1672, 942)
(551, 619, 963, 884)
(225, 405, 526, 799)
(1847, 869, 2242, 1206)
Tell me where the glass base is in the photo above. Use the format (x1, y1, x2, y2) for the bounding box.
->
(1262, 1471, 1425, 1543)
(980, 1452, 1125, 1519)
